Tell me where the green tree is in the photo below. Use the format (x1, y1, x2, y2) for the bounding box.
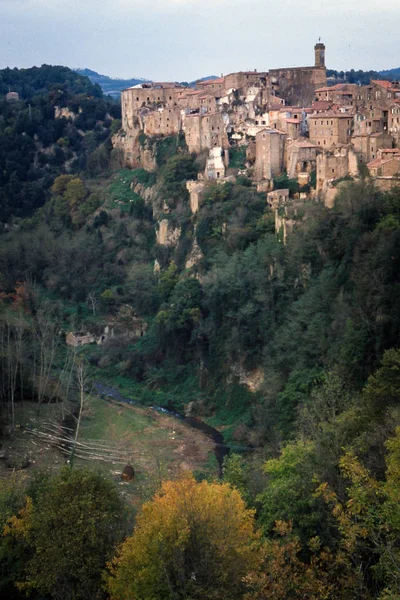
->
(258, 440, 329, 543)
(4, 467, 126, 600)
(64, 178, 87, 209)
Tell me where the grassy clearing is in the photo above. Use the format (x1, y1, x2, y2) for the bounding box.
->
(1, 395, 218, 508)
(105, 169, 156, 213)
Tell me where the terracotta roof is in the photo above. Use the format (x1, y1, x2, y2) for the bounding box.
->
(371, 79, 393, 89)
(285, 118, 301, 124)
(312, 101, 332, 110)
(367, 157, 395, 169)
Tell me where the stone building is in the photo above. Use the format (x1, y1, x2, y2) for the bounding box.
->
(196, 77, 225, 94)
(223, 71, 269, 92)
(308, 112, 354, 148)
(315, 83, 359, 107)
(388, 103, 400, 145)
(351, 131, 393, 164)
(367, 150, 400, 191)
(183, 111, 228, 154)
(267, 188, 289, 208)
(205, 147, 226, 180)
(121, 82, 184, 117)
(268, 42, 326, 106)
(254, 129, 286, 181)
(138, 107, 182, 137)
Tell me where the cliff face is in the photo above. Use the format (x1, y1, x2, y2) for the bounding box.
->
(112, 130, 158, 171)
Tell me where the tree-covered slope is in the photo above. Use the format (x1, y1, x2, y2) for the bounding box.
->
(0, 65, 121, 222)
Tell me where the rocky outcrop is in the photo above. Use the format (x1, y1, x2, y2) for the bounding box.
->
(156, 219, 181, 247)
(112, 130, 157, 171)
(229, 364, 264, 393)
(54, 106, 79, 120)
(185, 237, 204, 269)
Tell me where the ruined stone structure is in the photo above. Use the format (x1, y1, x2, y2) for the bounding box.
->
(287, 138, 319, 179)
(6, 91, 19, 101)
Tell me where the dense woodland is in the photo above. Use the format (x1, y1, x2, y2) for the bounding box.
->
(1, 66, 400, 600)
(0, 65, 121, 222)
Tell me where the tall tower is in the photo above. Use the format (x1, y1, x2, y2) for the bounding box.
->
(314, 40, 325, 68)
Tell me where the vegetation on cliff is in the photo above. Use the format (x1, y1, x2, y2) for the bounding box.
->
(1, 66, 400, 598)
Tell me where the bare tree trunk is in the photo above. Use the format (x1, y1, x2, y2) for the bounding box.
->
(70, 358, 91, 467)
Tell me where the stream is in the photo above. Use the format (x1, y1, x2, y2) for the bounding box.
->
(93, 382, 229, 474)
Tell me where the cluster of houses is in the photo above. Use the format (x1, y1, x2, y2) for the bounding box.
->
(114, 42, 400, 208)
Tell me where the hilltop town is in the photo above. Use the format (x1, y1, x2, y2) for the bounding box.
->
(113, 42, 400, 216)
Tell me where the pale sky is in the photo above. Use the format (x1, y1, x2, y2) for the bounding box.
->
(1, 0, 399, 81)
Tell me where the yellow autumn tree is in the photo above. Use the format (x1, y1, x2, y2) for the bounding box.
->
(106, 475, 260, 600)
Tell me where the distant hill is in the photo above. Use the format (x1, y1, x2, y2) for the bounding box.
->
(75, 69, 219, 98)
(75, 69, 150, 98)
(379, 68, 400, 80)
